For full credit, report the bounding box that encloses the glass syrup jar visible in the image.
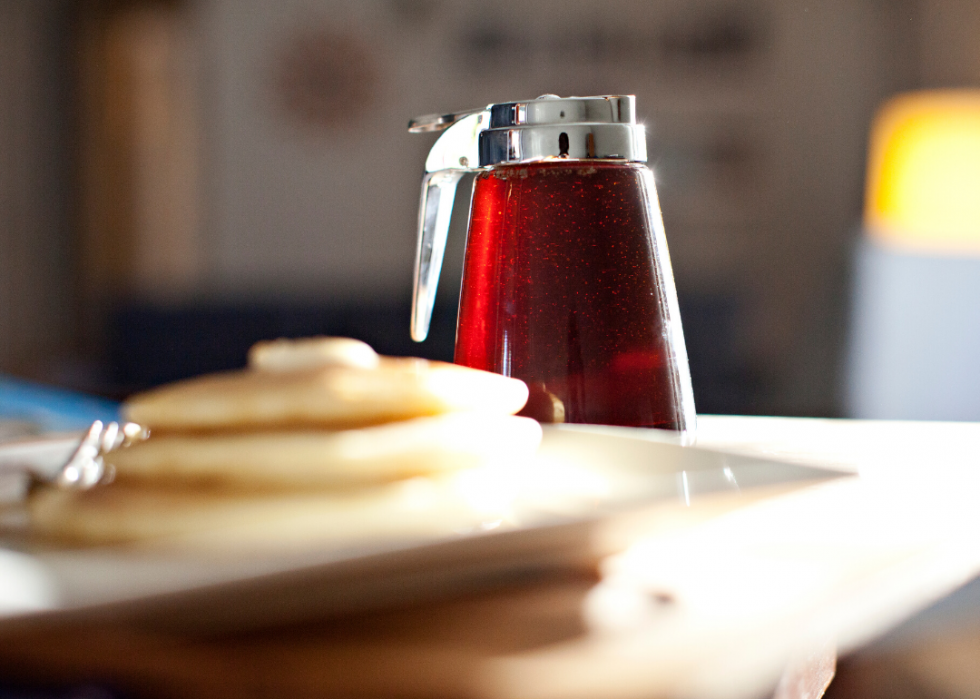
[409,95,695,437]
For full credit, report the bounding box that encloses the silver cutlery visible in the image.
[0,420,147,503]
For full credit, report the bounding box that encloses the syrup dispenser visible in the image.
[409,95,695,435]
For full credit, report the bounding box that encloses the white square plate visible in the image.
[0,425,845,632]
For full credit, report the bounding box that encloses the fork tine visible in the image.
[54,421,103,488]
[99,421,120,454]
[121,422,148,447]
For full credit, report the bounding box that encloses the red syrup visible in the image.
[454,161,692,429]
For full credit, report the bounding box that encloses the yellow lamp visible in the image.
[848,89,980,421]
[865,90,980,255]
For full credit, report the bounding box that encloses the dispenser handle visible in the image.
[411,169,465,342]
[409,109,487,342]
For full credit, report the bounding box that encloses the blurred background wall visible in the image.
[1,0,979,416]
[0,1,74,386]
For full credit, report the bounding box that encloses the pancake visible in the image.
[105,414,542,490]
[28,470,518,551]
[123,358,529,433]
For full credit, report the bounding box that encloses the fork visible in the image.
[52,420,147,489]
[0,420,147,502]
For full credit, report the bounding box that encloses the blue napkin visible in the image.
[0,375,119,434]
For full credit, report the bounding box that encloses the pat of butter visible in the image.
[249,337,380,372]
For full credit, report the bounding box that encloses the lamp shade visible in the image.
[865,90,980,255]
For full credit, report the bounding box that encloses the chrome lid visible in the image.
[410,95,646,170]
[481,95,644,165]
[487,94,636,128]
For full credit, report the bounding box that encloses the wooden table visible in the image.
[2,416,979,699]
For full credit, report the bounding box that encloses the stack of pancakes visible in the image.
[29,338,540,551]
